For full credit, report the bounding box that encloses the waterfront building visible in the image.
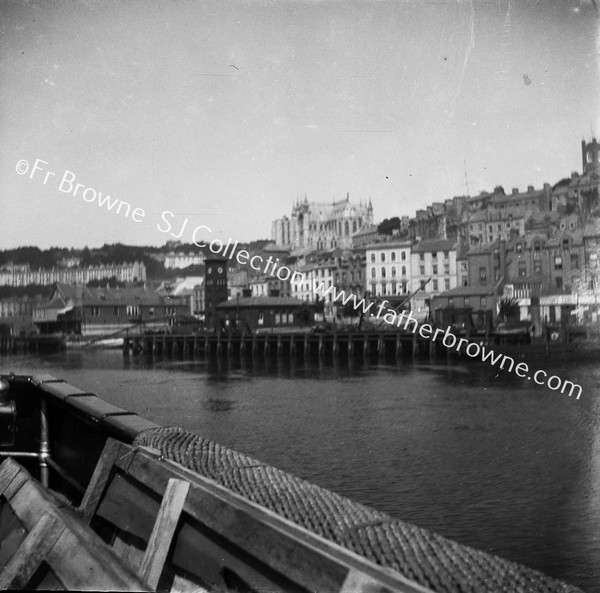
[504,230,585,297]
[204,257,228,330]
[410,239,459,320]
[33,283,188,336]
[272,194,373,250]
[365,241,412,298]
[216,296,317,331]
[466,240,506,291]
[431,285,498,329]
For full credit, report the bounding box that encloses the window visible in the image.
[444,264,450,275]
[391,252,396,262]
[518,262,527,277]
[480,296,486,308]
[91,306,100,317]
[274,313,281,325]
[571,253,579,269]
[381,252,385,262]
[401,251,406,261]
[534,260,542,274]
[479,267,487,283]
[391,266,396,277]
[444,279,450,290]
[591,253,598,267]
[556,277,563,290]
[381,267,386,278]
[562,239,569,250]
[460,262,467,272]
[370,253,375,262]
[554,254,562,270]
[113,307,119,316]
[432,279,438,291]
[432,264,438,275]
[448,297,454,307]
[516,243,523,254]
[258,313,264,326]
[401,266,407,277]
[419,253,424,262]
[419,266,425,275]
[432,252,437,260]
[148,307,155,317]
[464,297,470,307]
[371,267,376,279]
[444,251,449,260]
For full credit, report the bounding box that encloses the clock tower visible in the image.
[204,256,228,329]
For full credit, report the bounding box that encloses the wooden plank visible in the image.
[0,459,21,497]
[138,478,190,590]
[78,438,122,522]
[2,469,29,503]
[0,512,65,590]
[115,447,432,593]
[6,471,150,591]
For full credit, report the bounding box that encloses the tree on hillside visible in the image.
[377,217,401,236]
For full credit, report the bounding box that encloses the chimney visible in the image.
[512,188,519,195]
[527,185,534,193]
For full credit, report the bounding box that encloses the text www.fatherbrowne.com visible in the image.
[313,282,583,400]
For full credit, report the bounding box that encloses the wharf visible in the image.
[122,329,492,361]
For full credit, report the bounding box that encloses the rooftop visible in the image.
[217,296,311,309]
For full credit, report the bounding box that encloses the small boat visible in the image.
[0,375,583,592]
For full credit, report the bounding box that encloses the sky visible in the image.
[0,0,598,249]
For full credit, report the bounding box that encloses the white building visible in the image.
[365,241,412,297]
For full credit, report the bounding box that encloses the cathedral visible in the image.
[271,193,373,250]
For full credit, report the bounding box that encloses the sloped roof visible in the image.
[412,239,457,253]
[216,296,310,309]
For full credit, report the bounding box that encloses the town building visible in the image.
[431,285,498,329]
[466,240,506,291]
[249,275,292,298]
[0,262,146,287]
[272,194,373,250]
[216,296,317,332]
[410,239,460,320]
[583,219,600,292]
[504,231,585,297]
[365,241,412,298]
[33,284,188,336]
[204,257,228,330]
[151,250,205,269]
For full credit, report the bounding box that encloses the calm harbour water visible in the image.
[1,349,599,592]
